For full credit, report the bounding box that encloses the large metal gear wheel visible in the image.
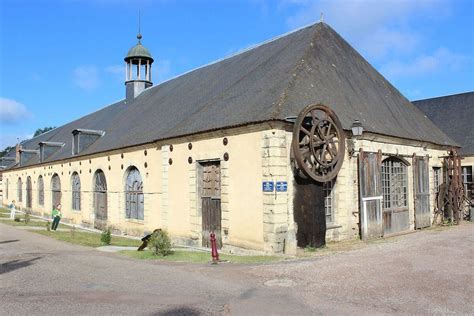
[292,104,346,182]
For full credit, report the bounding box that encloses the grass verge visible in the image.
[33,230,141,248]
[119,249,280,264]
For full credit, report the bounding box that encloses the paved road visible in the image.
[1,223,472,315]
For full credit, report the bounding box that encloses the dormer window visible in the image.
[72,129,105,155]
[19,149,40,167]
[39,141,64,162]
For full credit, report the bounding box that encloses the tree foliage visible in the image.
[0,146,14,158]
[33,126,55,137]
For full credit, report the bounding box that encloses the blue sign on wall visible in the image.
[262,181,274,192]
[276,181,288,192]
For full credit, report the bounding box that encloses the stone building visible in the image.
[413,92,473,206]
[1,22,458,254]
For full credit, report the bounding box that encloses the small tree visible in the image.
[24,210,31,225]
[100,228,112,245]
[149,230,172,256]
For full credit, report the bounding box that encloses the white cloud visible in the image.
[381,47,468,78]
[283,0,448,60]
[0,132,33,150]
[73,65,100,90]
[0,97,33,125]
[105,65,123,75]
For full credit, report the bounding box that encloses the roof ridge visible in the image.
[140,22,324,95]
[412,91,474,103]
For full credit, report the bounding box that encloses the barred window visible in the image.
[125,167,144,220]
[51,174,61,208]
[461,166,473,200]
[38,176,44,206]
[26,176,32,208]
[324,180,335,223]
[17,177,22,202]
[433,167,442,193]
[71,172,81,211]
[382,158,408,209]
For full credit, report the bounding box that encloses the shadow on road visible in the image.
[0,239,20,244]
[0,257,42,275]
[154,307,202,316]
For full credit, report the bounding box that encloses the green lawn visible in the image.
[33,230,141,248]
[119,249,280,264]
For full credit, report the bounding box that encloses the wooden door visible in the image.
[359,150,383,239]
[414,155,431,228]
[201,162,222,248]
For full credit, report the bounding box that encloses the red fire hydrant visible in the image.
[210,231,219,264]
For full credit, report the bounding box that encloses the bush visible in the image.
[24,211,31,225]
[149,230,172,256]
[46,220,51,232]
[14,217,20,222]
[100,228,112,245]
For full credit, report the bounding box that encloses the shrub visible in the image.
[46,220,51,232]
[149,230,172,256]
[101,228,112,245]
[14,217,21,222]
[24,211,31,225]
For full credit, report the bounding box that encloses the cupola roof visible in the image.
[125,33,153,62]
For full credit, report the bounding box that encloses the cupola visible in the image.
[124,32,154,100]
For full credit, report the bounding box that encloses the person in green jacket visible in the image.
[51,204,62,231]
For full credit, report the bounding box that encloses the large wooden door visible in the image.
[201,162,222,249]
[414,155,431,228]
[93,170,108,229]
[359,150,383,240]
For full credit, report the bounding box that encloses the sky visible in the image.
[0,0,473,149]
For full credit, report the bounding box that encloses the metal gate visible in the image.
[26,176,32,209]
[414,155,431,228]
[359,150,383,239]
[200,162,222,248]
[93,170,108,229]
[51,174,61,208]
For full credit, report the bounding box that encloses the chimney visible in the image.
[15,143,22,164]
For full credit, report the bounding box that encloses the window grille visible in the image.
[323,180,335,223]
[125,167,144,220]
[26,176,32,208]
[382,158,408,209]
[461,166,473,200]
[38,176,44,206]
[51,174,61,207]
[17,177,22,202]
[71,172,81,211]
[433,167,441,193]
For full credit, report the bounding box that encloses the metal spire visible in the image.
[137,10,142,42]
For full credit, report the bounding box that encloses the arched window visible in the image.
[125,167,144,220]
[5,178,8,200]
[93,170,108,223]
[38,176,44,206]
[17,177,22,202]
[51,174,61,208]
[26,176,32,208]
[71,172,81,211]
[382,157,408,210]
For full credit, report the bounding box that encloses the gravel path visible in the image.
[1,222,472,315]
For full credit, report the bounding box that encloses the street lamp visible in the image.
[351,119,364,137]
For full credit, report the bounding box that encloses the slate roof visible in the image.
[413,92,474,155]
[5,22,457,169]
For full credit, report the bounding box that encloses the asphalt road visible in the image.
[1,223,473,315]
